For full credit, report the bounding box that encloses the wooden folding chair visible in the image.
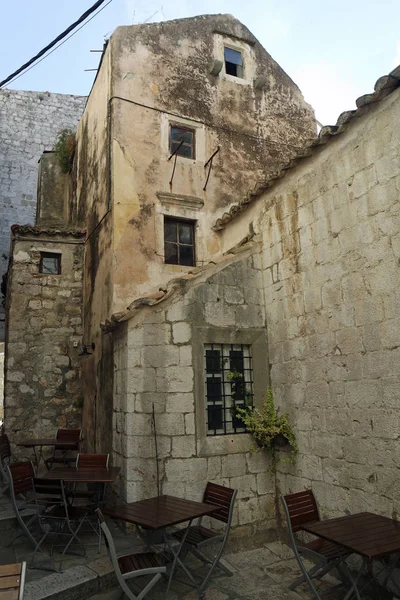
[0,562,27,599]
[96,509,166,600]
[7,462,38,548]
[44,429,81,470]
[173,482,237,594]
[281,490,357,600]
[0,432,12,493]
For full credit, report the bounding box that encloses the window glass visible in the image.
[224,47,244,78]
[170,126,195,159]
[40,252,61,274]
[164,218,195,266]
[205,344,253,435]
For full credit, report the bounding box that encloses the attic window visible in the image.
[169,126,195,159]
[224,47,243,78]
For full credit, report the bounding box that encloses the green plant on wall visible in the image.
[233,386,297,464]
[53,128,76,173]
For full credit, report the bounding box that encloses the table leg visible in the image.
[163,518,200,599]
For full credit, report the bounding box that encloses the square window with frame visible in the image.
[164,217,195,266]
[169,125,195,159]
[39,252,61,275]
[205,343,253,435]
[224,47,244,78]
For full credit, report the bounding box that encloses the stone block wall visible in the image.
[4,230,85,451]
[252,88,400,518]
[113,251,277,536]
[0,89,86,341]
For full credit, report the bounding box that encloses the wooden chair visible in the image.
[0,432,12,493]
[173,482,237,594]
[96,509,166,600]
[76,453,109,468]
[281,490,355,600]
[31,478,87,571]
[45,429,81,470]
[0,562,27,600]
[7,462,38,548]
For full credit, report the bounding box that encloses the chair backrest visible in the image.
[32,478,68,516]
[0,562,26,600]
[76,453,109,468]
[203,482,237,525]
[0,433,11,462]
[281,490,320,535]
[8,462,35,496]
[56,429,81,448]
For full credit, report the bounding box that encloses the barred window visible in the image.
[205,343,253,435]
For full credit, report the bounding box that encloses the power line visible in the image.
[0,0,112,89]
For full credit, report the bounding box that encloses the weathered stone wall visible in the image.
[4,229,84,451]
[113,250,277,536]
[219,86,400,519]
[0,89,86,341]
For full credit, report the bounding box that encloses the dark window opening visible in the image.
[205,344,253,436]
[169,126,195,159]
[224,47,243,78]
[164,218,195,266]
[39,252,61,275]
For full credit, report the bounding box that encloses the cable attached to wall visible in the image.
[152,403,161,497]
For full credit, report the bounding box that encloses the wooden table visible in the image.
[104,495,220,598]
[17,438,77,471]
[0,562,26,600]
[43,466,120,483]
[303,512,400,598]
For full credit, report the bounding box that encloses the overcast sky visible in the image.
[1,0,399,125]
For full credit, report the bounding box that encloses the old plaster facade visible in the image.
[9,16,400,535]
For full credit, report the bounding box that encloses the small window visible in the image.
[164,218,195,266]
[169,126,195,159]
[39,252,61,274]
[205,343,253,435]
[224,47,243,78]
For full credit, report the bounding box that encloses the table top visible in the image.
[302,512,400,560]
[103,495,220,530]
[17,438,77,448]
[43,466,120,483]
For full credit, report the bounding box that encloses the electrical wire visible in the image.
[0,0,112,89]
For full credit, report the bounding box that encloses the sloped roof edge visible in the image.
[213,68,400,232]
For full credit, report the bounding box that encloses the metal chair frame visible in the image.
[0,432,12,493]
[31,477,87,571]
[281,490,360,600]
[96,509,166,600]
[44,429,81,470]
[6,462,38,548]
[173,482,237,595]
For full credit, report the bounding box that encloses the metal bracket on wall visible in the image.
[203,146,220,191]
[168,140,184,190]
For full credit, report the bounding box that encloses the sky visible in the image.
[0,0,400,125]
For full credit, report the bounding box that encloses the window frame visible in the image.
[205,343,254,436]
[163,216,196,267]
[39,252,61,275]
[224,46,244,79]
[193,326,269,457]
[169,124,196,160]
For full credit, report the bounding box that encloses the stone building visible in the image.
[6,12,373,536]
[0,89,86,342]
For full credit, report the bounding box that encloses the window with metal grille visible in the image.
[169,126,195,159]
[164,217,195,266]
[39,252,61,274]
[224,47,243,78]
[205,343,253,435]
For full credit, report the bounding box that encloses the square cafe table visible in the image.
[103,495,221,599]
[302,511,400,598]
[43,466,121,483]
[17,438,78,471]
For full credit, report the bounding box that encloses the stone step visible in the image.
[24,557,116,600]
[0,507,36,532]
